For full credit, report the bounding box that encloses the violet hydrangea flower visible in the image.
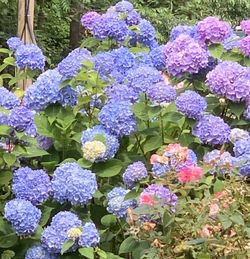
[115,0,134,12]
[125,10,141,25]
[229,128,249,144]
[170,25,197,41]
[149,45,166,71]
[233,138,250,157]
[241,20,250,36]
[238,36,250,57]
[81,11,101,30]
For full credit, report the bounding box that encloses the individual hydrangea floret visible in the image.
[125,10,141,25]
[146,82,176,104]
[25,245,58,259]
[81,11,101,30]
[7,37,23,51]
[176,90,207,120]
[0,87,20,110]
[192,114,230,145]
[15,44,45,70]
[41,211,82,254]
[51,162,97,205]
[164,34,208,77]
[57,48,91,79]
[23,69,62,111]
[233,138,250,157]
[229,128,250,144]
[196,16,232,44]
[8,106,35,132]
[238,36,250,57]
[115,0,134,12]
[107,187,137,218]
[123,161,148,188]
[135,52,154,67]
[4,199,41,236]
[149,45,166,71]
[206,61,250,102]
[170,25,197,41]
[98,101,136,137]
[241,20,250,36]
[36,135,53,150]
[12,167,51,205]
[78,223,100,247]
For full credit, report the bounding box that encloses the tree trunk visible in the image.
[69,0,81,50]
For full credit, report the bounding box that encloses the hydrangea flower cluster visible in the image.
[170,25,197,41]
[0,87,20,110]
[238,36,250,57]
[136,19,156,46]
[4,199,41,236]
[164,34,208,77]
[233,138,250,157]
[78,223,100,248]
[25,245,58,259]
[176,90,207,120]
[177,165,203,183]
[12,167,51,205]
[223,34,240,51]
[81,11,101,30]
[229,128,249,144]
[123,161,148,188]
[51,162,97,205]
[192,115,230,145]
[149,45,166,71]
[206,61,250,102]
[241,20,250,36]
[36,135,54,150]
[107,187,137,218]
[125,10,141,26]
[236,154,250,176]
[94,51,114,79]
[81,125,119,162]
[115,0,133,12]
[98,101,136,137]
[7,36,23,51]
[15,44,45,70]
[196,16,232,44]
[146,82,176,104]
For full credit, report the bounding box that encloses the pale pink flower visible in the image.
[200,225,212,237]
[177,165,203,183]
[209,203,220,218]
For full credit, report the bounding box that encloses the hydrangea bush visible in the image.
[0,1,250,258]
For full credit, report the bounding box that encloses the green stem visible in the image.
[135,134,147,161]
[160,110,164,144]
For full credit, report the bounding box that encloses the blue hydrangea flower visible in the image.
[25,245,58,259]
[7,37,23,51]
[51,162,97,205]
[176,90,207,120]
[137,19,156,46]
[58,86,78,107]
[41,211,82,254]
[0,113,9,125]
[92,16,110,40]
[125,10,141,26]
[126,66,162,93]
[12,167,51,205]
[229,128,249,144]
[81,11,101,30]
[123,161,148,188]
[233,138,250,157]
[149,45,166,71]
[8,106,35,131]
[4,199,41,236]
[15,44,45,70]
[152,163,171,178]
[192,114,230,145]
[223,34,240,51]
[170,25,197,41]
[107,187,137,218]
[115,1,134,12]
[105,83,139,103]
[193,56,218,79]
[0,87,20,109]
[24,69,62,111]
[57,48,91,79]
[36,136,53,150]
[25,122,37,137]
[106,17,129,42]
[78,223,100,247]
[94,51,114,79]
[206,61,250,102]
[237,154,250,176]
[146,82,176,104]
[98,101,136,137]
[164,34,208,77]
[135,52,154,67]
[81,125,120,162]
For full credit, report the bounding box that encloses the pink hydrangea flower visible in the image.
[177,165,203,183]
[209,203,220,218]
[139,194,155,206]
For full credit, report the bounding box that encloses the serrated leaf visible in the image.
[61,240,75,255]
[0,171,12,186]
[230,102,245,119]
[78,247,94,259]
[230,212,244,226]
[3,153,16,167]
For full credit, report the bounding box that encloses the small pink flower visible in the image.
[139,194,155,206]
[209,203,220,218]
[177,165,203,183]
[150,154,161,164]
[200,225,212,237]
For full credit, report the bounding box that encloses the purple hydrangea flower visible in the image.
[164,34,208,77]
[0,113,9,125]
[78,223,100,247]
[229,128,249,144]
[25,245,58,259]
[149,45,166,71]
[36,136,53,150]
[238,36,250,57]
[193,56,218,79]
[98,101,136,137]
[125,10,141,25]
[7,37,23,51]
[241,20,250,36]
[233,138,250,157]
[0,87,20,110]
[107,187,137,218]
[41,211,82,254]
[192,114,230,145]
[12,167,51,205]
[176,90,207,120]
[223,34,240,51]
[15,44,45,70]
[196,16,232,44]
[244,104,250,121]
[115,1,134,12]
[81,11,101,30]
[123,161,148,188]
[4,199,41,236]
[170,25,197,41]
[146,82,176,104]
[81,125,120,162]
[206,61,250,102]
[51,162,97,205]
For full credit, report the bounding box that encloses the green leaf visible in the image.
[0,171,12,186]
[101,215,117,227]
[93,134,106,145]
[40,206,53,227]
[243,57,250,66]
[132,102,148,121]
[229,102,245,119]
[105,253,123,259]
[218,214,232,230]
[213,179,225,192]
[96,248,107,259]
[0,48,11,54]
[119,237,138,254]
[78,247,94,259]
[3,153,16,167]
[142,135,162,153]
[208,43,224,59]
[0,125,11,136]
[23,147,49,158]
[0,233,18,248]
[61,240,75,255]
[230,212,244,226]
[187,238,206,245]
[77,158,92,168]
[94,159,123,177]
[221,51,243,62]
[3,57,15,66]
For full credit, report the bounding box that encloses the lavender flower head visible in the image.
[7,37,23,51]
[196,16,232,44]
[51,162,97,205]
[0,87,20,110]
[123,161,148,188]
[176,90,207,120]
[170,25,197,41]
[15,44,45,70]
[233,138,250,157]
[241,20,250,36]
[25,245,58,259]
[244,104,250,121]
[58,86,78,107]
[229,128,250,144]
[238,36,250,57]
[164,34,208,77]
[81,11,101,30]
[78,223,100,248]
[115,1,134,12]
[223,34,240,51]
[192,114,230,145]
[4,199,41,236]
